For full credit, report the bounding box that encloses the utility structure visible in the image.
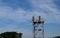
[32,16,44,38]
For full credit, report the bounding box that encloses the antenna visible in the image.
[32,16,37,25]
[32,16,44,38]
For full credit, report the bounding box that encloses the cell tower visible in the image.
[32,16,44,38]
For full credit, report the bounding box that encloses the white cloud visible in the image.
[0,6,46,23]
[0,0,60,38]
[30,0,60,24]
[0,6,33,38]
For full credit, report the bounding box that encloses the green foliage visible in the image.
[18,33,22,38]
[0,32,22,38]
[0,36,3,38]
[53,36,60,38]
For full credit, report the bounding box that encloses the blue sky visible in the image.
[0,0,60,38]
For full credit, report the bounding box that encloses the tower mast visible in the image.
[32,16,44,38]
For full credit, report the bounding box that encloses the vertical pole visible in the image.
[33,24,36,38]
[33,24,35,38]
[43,24,44,38]
[41,24,44,38]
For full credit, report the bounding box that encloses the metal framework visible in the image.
[32,16,44,38]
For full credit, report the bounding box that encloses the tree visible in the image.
[53,36,60,38]
[18,33,22,38]
[0,36,3,38]
[0,32,22,38]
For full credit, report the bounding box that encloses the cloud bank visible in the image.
[0,0,60,38]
